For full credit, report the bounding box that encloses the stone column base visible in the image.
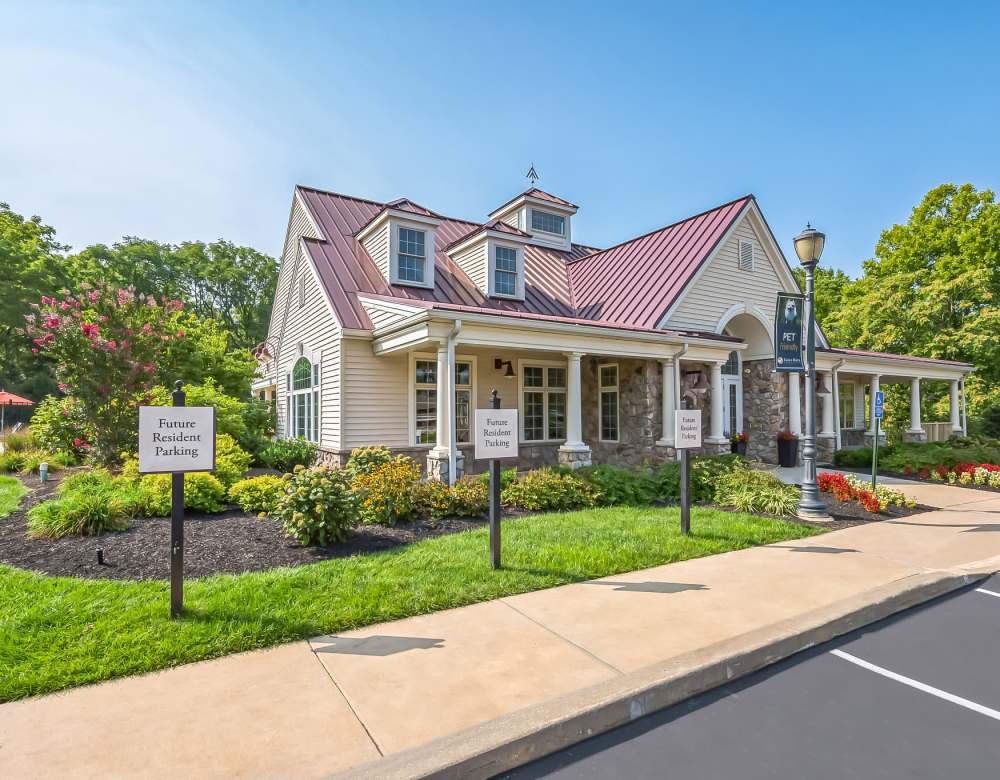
[816,434,836,465]
[654,441,678,460]
[703,442,731,456]
[426,450,465,483]
[902,429,927,443]
[863,432,887,449]
[557,446,592,469]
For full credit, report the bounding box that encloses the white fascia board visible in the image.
[447,229,532,258]
[488,195,577,221]
[297,238,344,329]
[827,354,972,381]
[355,208,442,245]
[294,188,325,241]
[357,294,427,318]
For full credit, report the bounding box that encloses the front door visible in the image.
[721,351,742,437]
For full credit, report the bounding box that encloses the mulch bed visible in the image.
[0,470,487,581]
[0,470,932,582]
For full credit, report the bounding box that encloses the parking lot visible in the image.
[502,575,1000,779]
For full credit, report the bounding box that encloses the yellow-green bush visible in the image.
[413,476,489,521]
[213,433,252,489]
[273,466,358,545]
[228,474,286,514]
[139,472,228,515]
[501,468,601,511]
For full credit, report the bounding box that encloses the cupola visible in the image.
[488,188,577,251]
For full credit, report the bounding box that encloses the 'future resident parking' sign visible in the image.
[474,408,519,460]
[138,406,217,473]
[674,409,702,449]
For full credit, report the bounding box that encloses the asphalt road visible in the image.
[501,575,1000,780]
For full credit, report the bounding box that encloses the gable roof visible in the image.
[291,186,751,335]
[567,196,752,329]
[490,187,579,217]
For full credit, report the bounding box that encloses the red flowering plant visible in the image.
[20,284,187,463]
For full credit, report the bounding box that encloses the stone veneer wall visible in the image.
[581,357,678,465]
[741,359,787,464]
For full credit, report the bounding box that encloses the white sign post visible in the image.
[475,392,518,569]
[674,409,702,535]
[138,382,216,618]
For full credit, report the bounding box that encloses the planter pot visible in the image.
[777,437,799,467]
[731,441,748,456]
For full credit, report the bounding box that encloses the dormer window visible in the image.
[530,210,565,236]
[356,203,440,289]
[398,227,426,284]
[494,246,518,296]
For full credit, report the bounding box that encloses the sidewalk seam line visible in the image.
[499,599,624,676]
[309,644,385,758]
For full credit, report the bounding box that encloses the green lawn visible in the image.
[0,506,821,701]
[0,476,27,519]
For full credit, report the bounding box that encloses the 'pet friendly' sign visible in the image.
[474,408,519,460]
[138,406,216,473]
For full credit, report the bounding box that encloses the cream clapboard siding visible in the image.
[266,193,342,450]
[273,244,343,449]
[341,338,410,448]
[664,216,787,333]
[364,304,410,330]
[361,222,390,280]
[450,241,488,293]
[499,207,522,230]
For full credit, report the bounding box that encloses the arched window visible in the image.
[286,356,320,443]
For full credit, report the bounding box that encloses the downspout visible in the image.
[961,375,968,436]
[831,359,845,451]
[447,320,462,486]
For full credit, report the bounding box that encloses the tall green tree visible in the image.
[0,203,69,397]
[792,265,852,336]
[825,183,1000,420]
[67,238,277,349]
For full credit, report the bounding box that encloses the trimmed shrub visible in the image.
[28,395,93,457]
[273,466,358,545]
[713,467,799,516]
[478,466,519,491]
[352,457,421,526]
[213,433,252,489]
[834,448,874,468]
[260,438,317,473]
[575,464,656,506]
[413,476,489,520]
[501,468,601,511]
[228,475,286,514]
[140,472,228,514]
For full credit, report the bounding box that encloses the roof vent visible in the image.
[738,239,754,272]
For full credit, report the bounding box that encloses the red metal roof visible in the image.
[294,186,751,337]
[490,187,579,216]
[567,196,752,329]
[0,391,34,406]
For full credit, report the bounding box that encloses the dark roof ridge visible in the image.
[566,194,754,265]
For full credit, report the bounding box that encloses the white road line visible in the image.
[830,649,1000,722]
[975,588,1000,599]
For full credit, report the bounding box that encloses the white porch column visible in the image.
[961,377,968,435]
[950,379,962,433]
[853,383,865,428]
[868,375,881,435]
[788,372,802,436]
[707,361,726,444]
[820,371,835,436]
[908,377,923,433]
[427,342,453,481]
[656,358,676,447]
[558,352,591,468]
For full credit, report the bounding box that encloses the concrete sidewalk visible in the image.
[3,483,1000,779]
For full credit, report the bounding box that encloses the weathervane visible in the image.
[526,164,539,186]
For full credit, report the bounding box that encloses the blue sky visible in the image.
[2,1,998,276]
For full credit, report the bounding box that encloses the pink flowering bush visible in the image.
[20,284,187,463]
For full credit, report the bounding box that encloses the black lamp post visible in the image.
[793,225,832,521]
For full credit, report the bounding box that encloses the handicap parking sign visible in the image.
[874,390,885,419]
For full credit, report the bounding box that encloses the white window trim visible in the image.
[597,362,620,443]
[517,358,568,444]
[390,219,436,289]
[407,352,477,448]
[487,239,525,300]
[530,208,567,236]
[839,381,861,429]
[286,355,320,444]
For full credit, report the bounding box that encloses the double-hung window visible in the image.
[522,365,566,442]
[494,245,518,297]
[398,227,426,284]
[287,356,320,443]
[412,357,474,445]
[530,210,565,236]
[839,383,855,428]
[599,364,619,442]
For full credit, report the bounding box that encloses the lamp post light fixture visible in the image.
[793,224,833,522]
